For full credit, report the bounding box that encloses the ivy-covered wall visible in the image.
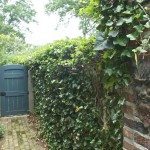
[11,38,124,149]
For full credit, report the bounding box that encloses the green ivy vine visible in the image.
[95,0,149,53]
[95,1,150,89]
[92,0,149,136]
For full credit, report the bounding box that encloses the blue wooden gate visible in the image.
[0,65,29,116]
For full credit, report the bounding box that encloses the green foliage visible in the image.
[0,34,35,65]
[0,23,23,38]
[7,1,149,150]
[95,0,150,54]
[12,38,123,149]
[0,34,32,54]
[79,0,149,46]
[0,124,5,138]
[0,0,36,38]
[0,0,36,65]
[45,0,99,36]
[93,0,150,98]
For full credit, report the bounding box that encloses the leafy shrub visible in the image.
[7,0,149,149]
[10,37,124,149]
[0,124,5,138]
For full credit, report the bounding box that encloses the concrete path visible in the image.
[0,115,47,150]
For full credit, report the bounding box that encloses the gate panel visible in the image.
[0,65,28,116]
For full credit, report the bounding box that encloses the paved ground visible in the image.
[0,115,47,150]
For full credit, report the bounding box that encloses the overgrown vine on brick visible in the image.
[93,0,150,134]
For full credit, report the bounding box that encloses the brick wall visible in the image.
[123,54,150,150]
[123,91,150,150]
[122,2,150,149]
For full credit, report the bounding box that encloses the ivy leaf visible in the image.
[123,10,132,15]
[95,39,113,50]
[134,25,144,33]
[140,49,147,53]
[103,50,116,59]
[137,0,144,3]
[104,77,116,90]
[94,32,113,50]
[116,17,132,26]
[126,33,137,40]
[144,21,150,28]
[95,32,104,41]
[124,17,133,24]
[108,30,119,37]
[132,47,147,53]
[106,21,113,26]
[143,14,149,19]
[116,18,124,26]
[113,37,128,46]
[121,50,131,57]
[105,68,113,76]
[116,5,123,13]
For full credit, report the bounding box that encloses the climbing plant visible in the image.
[10,38,123,149]
[92,0,150,145]
[95,0,149,53]
[93,0,150,123]
[9,0,149,149]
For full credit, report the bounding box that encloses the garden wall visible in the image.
[123,55,150,150]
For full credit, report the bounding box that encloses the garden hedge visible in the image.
[11,38,123,149]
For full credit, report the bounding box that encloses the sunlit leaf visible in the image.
[108,30,119,37]
[126,34,137,40]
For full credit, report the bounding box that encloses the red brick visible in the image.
[134,132,150,149]
[123,140,139,150]
[124,87,135,101]
[124,117,148,134]
[137,103,150,128]
[124,140,134,150]
[127,94,136,102]
[123,128,134,140]
[123,105,133,115]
